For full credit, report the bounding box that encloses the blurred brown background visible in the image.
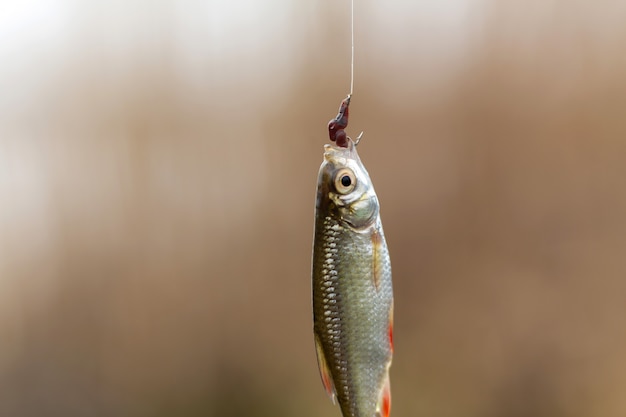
[1,1,626,416]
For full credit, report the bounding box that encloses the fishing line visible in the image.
[350,0,364,145]
[350,0,354,96]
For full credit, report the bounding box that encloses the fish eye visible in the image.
[334,168,356,194]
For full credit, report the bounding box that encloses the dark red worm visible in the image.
[328,95,351,148]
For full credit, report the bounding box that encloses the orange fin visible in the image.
[376,371,392,417]
[314,334,337,404]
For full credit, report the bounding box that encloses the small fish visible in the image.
[312,95,394,417]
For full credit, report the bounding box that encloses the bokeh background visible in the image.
[2,1,626,416]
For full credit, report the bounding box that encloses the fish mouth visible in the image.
[323,140,357,161]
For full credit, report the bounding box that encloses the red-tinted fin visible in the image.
[371,229,383,291]
[376,371,392,417]
[388,300,394,353]
[314,334,337,404]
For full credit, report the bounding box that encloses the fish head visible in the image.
[316,140,379,230]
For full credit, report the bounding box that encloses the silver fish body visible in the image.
[312,139,393,417]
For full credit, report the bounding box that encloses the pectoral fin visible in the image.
[371,229,383,291]
[375,371,391,417]
[314,334,337,404]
